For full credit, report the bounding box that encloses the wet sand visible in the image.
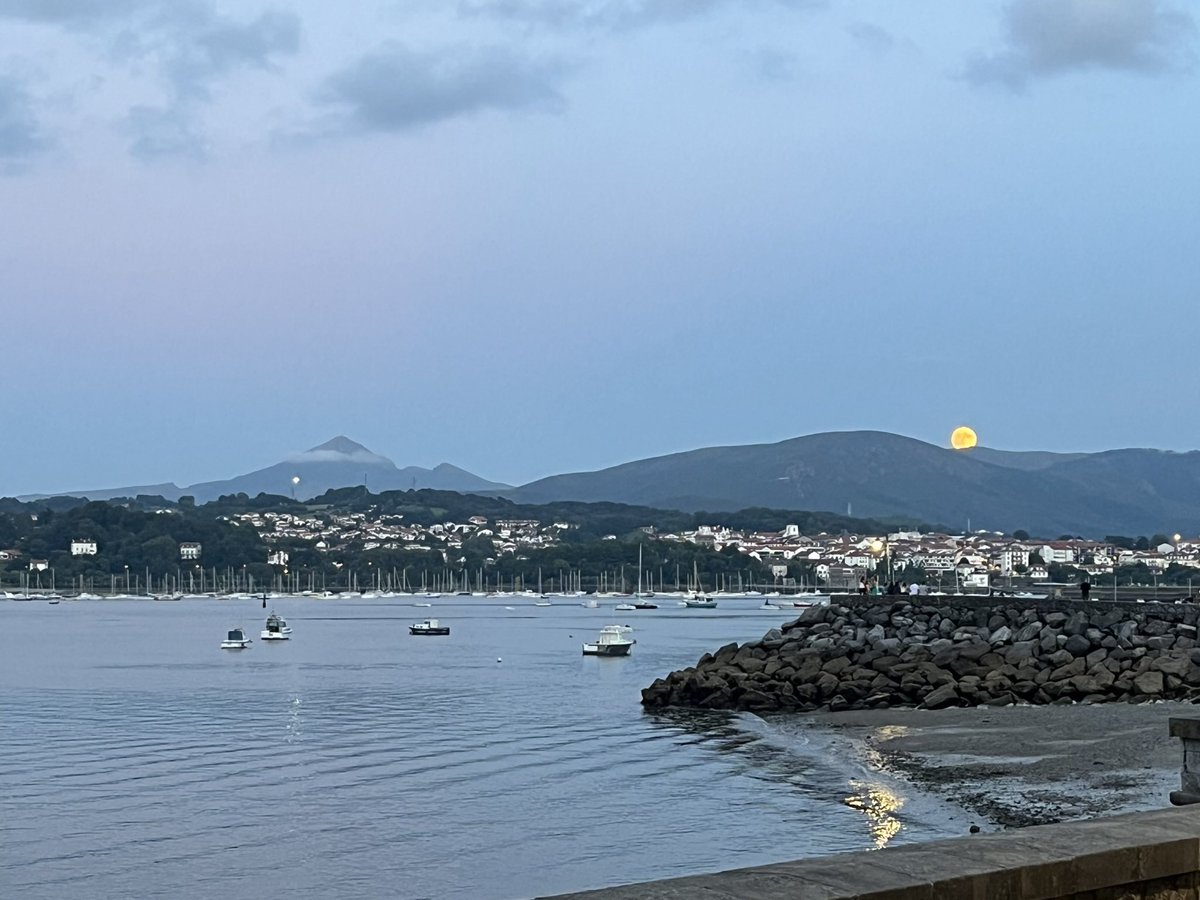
[807,702,1189,828]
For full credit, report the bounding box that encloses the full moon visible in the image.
[950,426,978,450]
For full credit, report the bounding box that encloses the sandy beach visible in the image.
[807,701,1189,828]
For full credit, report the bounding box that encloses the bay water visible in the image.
[0,597,964,898]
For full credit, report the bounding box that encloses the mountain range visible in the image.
[17,431,1200,538]
[19,437,511,504]
[510,431,1200,538]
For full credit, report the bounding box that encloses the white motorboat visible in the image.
[261,612,292,641]
[783,593,831,608]
[682,562,716,607]
[614,601,636,611]
[220,628,252,650]
[410,618,450,636]
[581,598,599,608]
[534,597,552,607]
[582,624,635,657]
[48,597,61,605]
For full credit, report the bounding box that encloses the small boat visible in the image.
[582,624,635,657]
[48,597,61,605]
[413,601,433,608]
[220,628,252,650]
[682,563,716,608]
[632,599,657,609]
[534,597,552,607]
[581,598,599,609]
[261,612,292,641]
[410,618,450,636]
[614,601,636,611]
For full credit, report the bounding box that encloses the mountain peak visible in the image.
[309,436,372,455]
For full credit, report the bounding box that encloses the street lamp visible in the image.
[291,475,301,500]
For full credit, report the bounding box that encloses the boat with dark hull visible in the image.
[410,619,450,636]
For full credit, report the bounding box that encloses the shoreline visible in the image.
[802,702,1184,828]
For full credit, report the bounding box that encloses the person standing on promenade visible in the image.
[859,576,868,596]
[1080,580,1092,601]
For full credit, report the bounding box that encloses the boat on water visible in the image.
[410,618,450,636]
[220,628,252,650]
[581,598,599,609]
[48,597,61,605]
[261,612,292,641]
[614,600,636,611]
[681,561,717,608]
[534,596,552,607]
[632,598,658,609]
[581,624,635,657]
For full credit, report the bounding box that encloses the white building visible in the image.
[267,550,289,566]
[70,540,98,556]
[179,542,202,560]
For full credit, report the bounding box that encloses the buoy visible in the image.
[497,657,502,663]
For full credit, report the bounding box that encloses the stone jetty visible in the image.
[641,597,1200,712]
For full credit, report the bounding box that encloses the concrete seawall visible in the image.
[544,806,1200,899]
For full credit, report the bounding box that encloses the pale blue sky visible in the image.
[2,0,1198,495]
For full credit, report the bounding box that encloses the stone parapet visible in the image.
[543,807,1200,899]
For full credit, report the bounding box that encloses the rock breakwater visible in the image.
[641,598,1200,712]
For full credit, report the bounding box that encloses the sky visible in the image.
[2,0,1198,495]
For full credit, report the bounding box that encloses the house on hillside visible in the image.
[179,542,202,560]
[70,540,98,556]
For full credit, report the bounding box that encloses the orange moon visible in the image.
[950,426,978,450]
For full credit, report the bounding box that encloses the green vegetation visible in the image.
[0,488,894,594]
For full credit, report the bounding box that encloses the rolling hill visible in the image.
[509,431,1199,538]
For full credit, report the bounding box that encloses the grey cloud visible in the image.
[750,46,798,81]
[0,0,157,27]
[120,7,300,158]
[0,1,300,159]
[0,76,46,169]
[316,44,570,134]
[848,22,895,56]
[458,0,818,32]
[155,7,301,102]
[966,0,1196,89]
[123,104,206,160]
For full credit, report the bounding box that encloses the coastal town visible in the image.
[4,498,1196,597]
[219,509,1196,588]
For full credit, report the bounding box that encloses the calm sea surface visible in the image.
[0,596,963,899]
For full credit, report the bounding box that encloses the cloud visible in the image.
[749,46,799,82]
[458,0,817,33]
[123,104,206,160]
[0,1,300,159]
[0,0,158,28]
[966,0,1196,89]
[120,5,300,156]
[0,76,46,169]
[848,22,896,56]
[314,44,570,135]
